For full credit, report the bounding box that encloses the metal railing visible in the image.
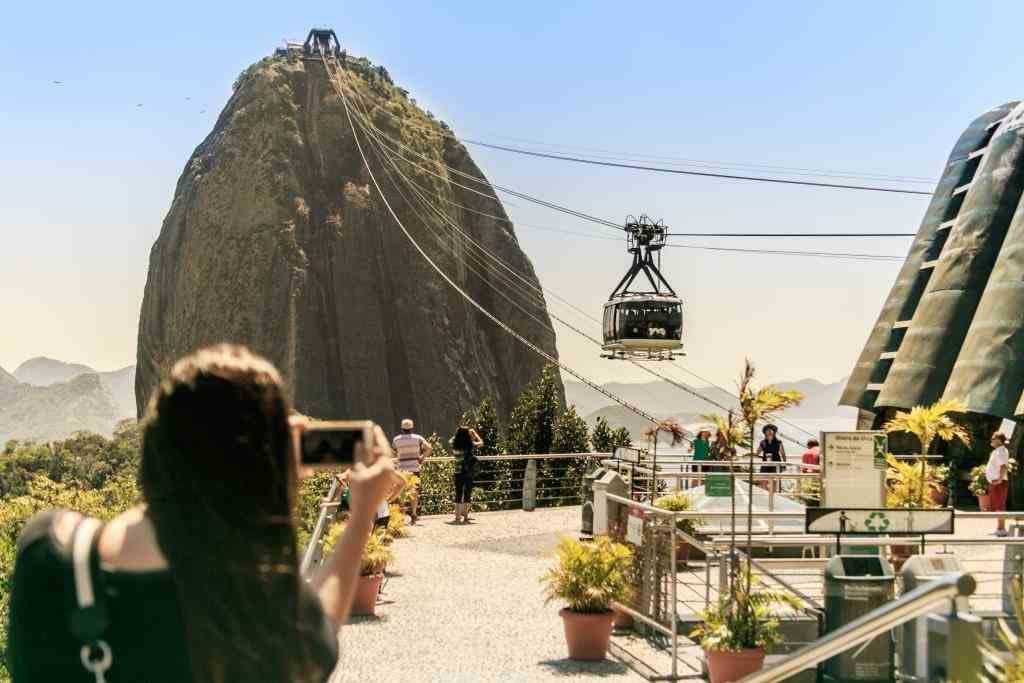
[416,452,608,515]
[738,572,977,682]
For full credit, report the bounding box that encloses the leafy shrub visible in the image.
[653,492,701,537]
[540,536,632,613]
[885,454,948,508]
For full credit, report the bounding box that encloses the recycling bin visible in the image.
[823,555,895,683]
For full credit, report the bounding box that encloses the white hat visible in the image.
[401,418,414,430]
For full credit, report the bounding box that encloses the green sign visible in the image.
[873,434,888,469]
[705,474,733,497]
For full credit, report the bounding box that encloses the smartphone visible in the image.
[300,420,375,468]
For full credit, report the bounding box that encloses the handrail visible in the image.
[423,451,608,463]
[737,572,976,683]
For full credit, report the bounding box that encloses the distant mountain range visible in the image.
[0,357,137,443]
[565,377,856,444]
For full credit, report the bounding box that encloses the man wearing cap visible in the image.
[393,419,432,523]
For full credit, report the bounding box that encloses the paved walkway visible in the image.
[329,507,650,682]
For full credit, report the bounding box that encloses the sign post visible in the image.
[626,506,645,546]
[807,507,954,555]
[705,473,734,498]
[821,431,887,509]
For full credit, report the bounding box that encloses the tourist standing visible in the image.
[801,439,820,473]
[691,428,712,487]
[451,426,484,524]
[392,419,432,524]
[756,424,786,492]
[987,431,1011,537]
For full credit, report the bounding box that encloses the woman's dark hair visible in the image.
[452,426,473,453]
[140,344,326,683]
[762,424,778,437]
[807,439,819,448]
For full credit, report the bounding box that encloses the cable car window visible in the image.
[615,302,682,340]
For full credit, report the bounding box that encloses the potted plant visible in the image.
[969,465,991,510]
[885,454,948,569]
[540,536,633,660]
[653,491,701,566]
[691,561,800,683]
[323,525,394,617]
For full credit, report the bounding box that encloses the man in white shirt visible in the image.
[986,431,1011,537]
[392,419,432,524]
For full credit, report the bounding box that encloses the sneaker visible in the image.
[996,529,1009,537]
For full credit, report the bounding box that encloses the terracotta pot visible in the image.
[612,605,634,630]
[978,493,992,511]
[930,484,949,507]
[351,574,384,617]
[705,647,765,683]
[674,539,692,567]
[559,608,614,660]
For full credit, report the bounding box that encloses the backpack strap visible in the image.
[69,517,113,681]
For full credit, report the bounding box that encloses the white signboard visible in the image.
[806,508,954,535]
[615,446,644,463]
[626,508,644,545]
[821,431,887,509]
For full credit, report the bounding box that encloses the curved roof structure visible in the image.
[842,100,1024,420]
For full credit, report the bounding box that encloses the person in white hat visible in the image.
[392,419,431,523]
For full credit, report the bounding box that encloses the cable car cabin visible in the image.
[602,295,683,360]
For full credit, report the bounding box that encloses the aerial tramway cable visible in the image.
[332,84,906,261]
[333,66,936,190]
[329,60,819,446]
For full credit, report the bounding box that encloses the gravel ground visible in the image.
[328,507,649,682]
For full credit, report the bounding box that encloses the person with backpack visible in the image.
[450,425,484,524]
[6,344,396,683]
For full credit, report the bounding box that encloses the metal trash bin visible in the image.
[823,555,895,683]
[900,554,978,682]
[580,468,604,537]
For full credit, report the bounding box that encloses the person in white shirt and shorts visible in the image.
[986,432,1012,536]
[392,419,432,524]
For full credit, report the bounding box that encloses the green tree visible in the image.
[883,399,971,506]
[548,406,593,506]
[505,365,563,456]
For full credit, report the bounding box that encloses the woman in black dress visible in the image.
[450,425,484,524]
[756,424,786,492]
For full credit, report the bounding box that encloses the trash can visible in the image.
[900,554,976,682]
[580,468,604,537]
[823,555,895,683]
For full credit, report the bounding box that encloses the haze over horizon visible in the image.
[4,3,1024,388]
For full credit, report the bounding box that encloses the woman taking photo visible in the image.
[8,344,396,683]
[450,425,484,524]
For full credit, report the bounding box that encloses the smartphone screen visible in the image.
[300,424,367,467]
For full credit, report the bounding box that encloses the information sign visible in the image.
[806,507,954,535]
[821,431,887,509]
[705,473,733,497]
[626,507,645,545]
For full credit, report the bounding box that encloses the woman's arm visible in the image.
[311,425,396,628]
[469,428,484,448]
[780,443,787,460]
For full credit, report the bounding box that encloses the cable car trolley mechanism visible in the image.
[601,215,683,360]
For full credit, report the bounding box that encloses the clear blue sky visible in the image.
[3,1,1024,389]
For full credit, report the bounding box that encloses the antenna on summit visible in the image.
[303,28,342,58]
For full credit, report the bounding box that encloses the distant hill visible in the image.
[0,358,138,442]
[0,373,121,443]
[14,357,96,386]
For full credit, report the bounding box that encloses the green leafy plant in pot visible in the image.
[324,525,394,617]
[653,491,702,567]
[540,536,632,660]
[969,465,991,511]
[691,561,801,683]
[884,453,949,569]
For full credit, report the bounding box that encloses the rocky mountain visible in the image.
[14,357,95,386]
[0,367,16,386]
[0,373,120,443]
[136,51,560,431]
